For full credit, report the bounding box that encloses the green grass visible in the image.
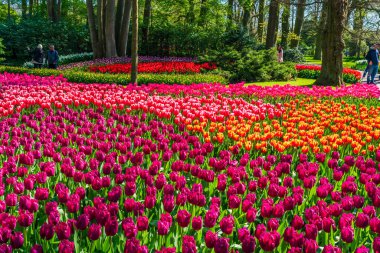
[303,56,357,68]
[245,78,315,87]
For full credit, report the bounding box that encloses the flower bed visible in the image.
[88,62,217,74]
[0,66,227,85]
[59,56,197,70]
[0,73,379,253]
[296,65,362,84]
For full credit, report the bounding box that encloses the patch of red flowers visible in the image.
[89,62,217,74]
[295,64,362,81]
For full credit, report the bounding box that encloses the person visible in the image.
[277,45,284,63]
[31,44,44,68]
[365,44,379,84]
[46,45,59,69]
[363,50,371,78]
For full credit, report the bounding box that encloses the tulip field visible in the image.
[0,72,380,253]
[88,62,217,74]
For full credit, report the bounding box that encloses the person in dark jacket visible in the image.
[366,44,379,84]
[32,44,44,68]
[46,45,59,69]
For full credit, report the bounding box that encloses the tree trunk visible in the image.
[117,0,132,56]
[314,0,327,60]
[142,0,152,54]
[265,0,279,49]
[131,0,139,84]
[97,0,105,57]
[198,0,207,26]
[29,0,34,17]
[7,0,10,20]
[242,2,251,32]
[47,0,57,21]
[227,0,233,22]
[115,0,125,50]
[353,7,364,58]
[105,0,117,57]
[281,0,290,49]
[290,0,306,48]
[22,0,27,18]
[47,0,52,20]
[57,0,61,21]
[257,0,265,42]
[315,0,348,86]
[86,0,102,58]
[187,0,195,23]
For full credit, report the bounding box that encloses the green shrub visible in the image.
[58,52,94,65]
[351,60,367,71]
[23,52,93,68]
[0,18,91,59]
[297,70,319,79]
[342,73,360,84]
[283,49,305,63]
[200,48,296,82]
[0,38,5,62]
[297,70,358,84]
[0,66,227,85]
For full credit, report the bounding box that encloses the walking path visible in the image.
[359,71,380,93]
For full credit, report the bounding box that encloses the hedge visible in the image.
[0,66,227,85]
[297,70,359,84]
[23,53,94,68]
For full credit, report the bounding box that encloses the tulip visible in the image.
[355,246,369,253]
[214,237,229,253]
[238,227,250,242]
[55,222,71,241]
[341,226,354,243]
[258,231,280,251]
[122,218,137,239]
[205,230,217,248]
[88,223,102,241]
[304,239,318,253]
[182,235,197,253]
[58,240,75,253]
[5,193,17,207]
[177,210,192,228]
[373,237,380,252]
[0,227,11,244]
[31,244,44,253]
[11,231,24,249]
[356,213,370,228]
[137,216,149,231]
[40,222,55,240]
[105,217,119,236]
[191,216,203,231]
[220,215,234,235]
[204,210,218,228]
[291,215,304,230]
[242,235,256,253]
